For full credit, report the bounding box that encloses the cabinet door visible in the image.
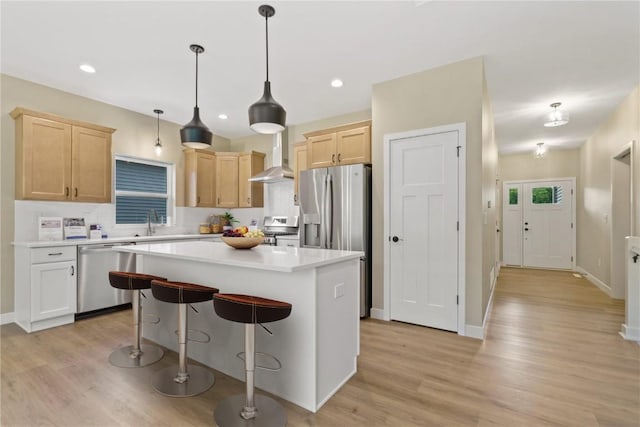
[71,126,112,202]
[307,133,337,169]
[216,154,239,208]
[19,116,72,200]
[238,153,265,208]
[293,143,308,205]
[31,260,77,321]
[336,125,371,165]
[196,153,216,207]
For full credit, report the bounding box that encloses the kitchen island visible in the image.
[115,241,363,412]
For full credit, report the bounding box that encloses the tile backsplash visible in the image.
[14,200,264,242]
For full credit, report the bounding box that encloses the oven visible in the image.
[261,216,299,246]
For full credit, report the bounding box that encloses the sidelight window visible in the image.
[114,155,174,225]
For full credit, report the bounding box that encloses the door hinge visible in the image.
[571,256,574,262]
[456,146,461,157]
[571,222,574,229]
[456,295,459,305]
[456,221,459,231]
[571,189,574,195]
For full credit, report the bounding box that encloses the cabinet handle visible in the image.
[65,187,69,197]
[247,197,250,204]
[197,196,200,204]
[70,266,75,276]
[74,188,78,197]
[294,194,297,203]
[332,154,335,164]
[48,252,63,256]
[217,197,220,205]
[338,153,341,163]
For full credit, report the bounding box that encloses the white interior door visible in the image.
[389,130,459,331]
[523,180,574,269]
[502,183,523,266]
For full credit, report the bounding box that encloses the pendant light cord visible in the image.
[195,50,199,107]
[265,13,269,82]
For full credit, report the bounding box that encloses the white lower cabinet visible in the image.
[15,246,77,332]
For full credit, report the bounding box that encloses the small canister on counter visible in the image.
[199,223,212,234]
[209,214,222,233]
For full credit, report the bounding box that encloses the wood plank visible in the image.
[2,267,638,425]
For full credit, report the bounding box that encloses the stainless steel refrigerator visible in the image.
[300,164,371,317]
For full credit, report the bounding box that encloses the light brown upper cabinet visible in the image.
[304,120,371,169]
[11,108,114,202]
[184,149,216,207]
[238,151,265,208]
[293,142,308,205]
[215,153,239,208]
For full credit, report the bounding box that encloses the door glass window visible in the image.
[509,188,518,205]
[531,186,563,204]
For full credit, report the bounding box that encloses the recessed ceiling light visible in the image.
[331,79,343,88]
[79,64,96,73]
[218,114,228,120]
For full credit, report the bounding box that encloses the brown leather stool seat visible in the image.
[149,279,219,398]
[213,293,291,427]
[109,271,165,290]
[151,280,218,304]
[213,294,292,324]
[107,271,167,368]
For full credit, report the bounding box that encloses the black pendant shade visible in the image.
[249,81,286,134]
[181,44,212,148]
[248,4,286,134]
[181,106,212,148]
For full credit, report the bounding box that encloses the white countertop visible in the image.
[116,241,363,272]
[12,233,220,248]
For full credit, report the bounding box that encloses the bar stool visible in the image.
[213,294,292,427]
[108,271,166,368]
[150,279,219,397]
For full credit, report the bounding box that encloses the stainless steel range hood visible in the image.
[249,131,293,183]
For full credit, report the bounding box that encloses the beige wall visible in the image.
[372,57,490,328]
[481,73,498,313]
[499,149,581,182]
[577,85,639,292]
[0,74,231,314]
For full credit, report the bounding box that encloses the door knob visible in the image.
[391,236,402,242]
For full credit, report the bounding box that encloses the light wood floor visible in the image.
[2,268,639,426]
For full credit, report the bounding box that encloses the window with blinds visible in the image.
[114,157,172,224]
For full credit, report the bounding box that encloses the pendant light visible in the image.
[180,44,212,148]
[248,4,286,134]
[154,109,163,156]
[534,142,547,159]
[544,102,569,127]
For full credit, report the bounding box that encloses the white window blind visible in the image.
[115,158,171,224]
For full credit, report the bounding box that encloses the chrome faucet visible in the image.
[146,209,160,236]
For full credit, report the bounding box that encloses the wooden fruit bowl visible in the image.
[221,236,264,249]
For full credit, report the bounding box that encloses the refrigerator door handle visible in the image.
[325,173,333,248]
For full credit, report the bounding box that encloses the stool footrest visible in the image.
[173,328,211,343]
[214,394,286,427]
[143,313,161,324]
[236,351,282,372]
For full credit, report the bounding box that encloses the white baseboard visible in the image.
[370,308,386,320]
[463,270,498,340]
[464,324,484,339]
[0,312,15,325]
[620,324,640,342]
[576,266,611,296]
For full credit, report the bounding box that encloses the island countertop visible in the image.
[117,240,363,272]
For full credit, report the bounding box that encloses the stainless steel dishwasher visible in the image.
[77,243,136,315]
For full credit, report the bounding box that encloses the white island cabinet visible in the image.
[115,241,362,413]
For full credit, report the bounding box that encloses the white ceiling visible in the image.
[1,1,638,153]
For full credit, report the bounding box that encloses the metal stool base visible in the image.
[214,394,286,427]
[109,344,164,368]
[152,364,214,397]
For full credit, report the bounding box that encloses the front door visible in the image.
[522,180,574,269]
[503,179,574,269]
[389,130,459,332]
